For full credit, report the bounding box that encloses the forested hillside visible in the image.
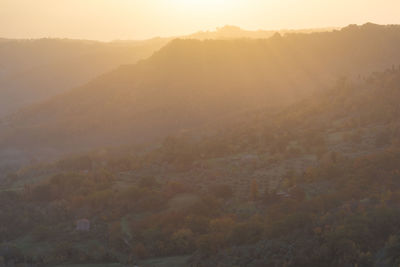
[0,25,333,118]
[2,23,400,159]
[2,0,399,266]
[1,67,400,266]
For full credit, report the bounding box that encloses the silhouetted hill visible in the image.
[186,25,338,40]
[1,23,400,159]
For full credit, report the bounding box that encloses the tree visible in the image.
[210,184,233,200]
[171,228,195,254]
[139,176,158,189]
[290,186,306,201]
[250,179,259,201]
[132,243,149,259]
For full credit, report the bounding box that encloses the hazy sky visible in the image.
[1,0,400,41]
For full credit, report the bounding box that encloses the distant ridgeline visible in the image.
[185,25,339,40]
[0,37,172,117]
[0,25,336,118]
[1,23,400,160]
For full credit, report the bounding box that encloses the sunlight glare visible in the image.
[171,0,238,13]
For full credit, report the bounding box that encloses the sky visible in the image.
[1,0,400,41]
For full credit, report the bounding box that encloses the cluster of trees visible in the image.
[2,67,400,265]
[3,144,400,266]
[192,147,400,266]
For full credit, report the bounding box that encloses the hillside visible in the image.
[0,37,171,116]
[1,23,400,159]
[1,67,400,266]
[0,26,337,118]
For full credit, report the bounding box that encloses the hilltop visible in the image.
[186,25,338,40]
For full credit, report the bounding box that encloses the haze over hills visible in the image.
[2,55,400,266]
[3,0,400,265]
[1,23,400,161]
[3,18,400,265]
[0,25,339,117]
[0,37,171,116]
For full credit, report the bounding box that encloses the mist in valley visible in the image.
[1,1,400,266]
